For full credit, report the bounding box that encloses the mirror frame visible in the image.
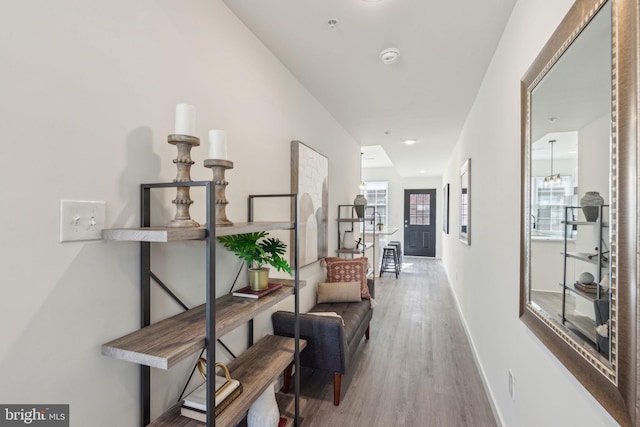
[519,0,638,425]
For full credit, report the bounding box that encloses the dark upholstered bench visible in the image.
[272,278,374,405]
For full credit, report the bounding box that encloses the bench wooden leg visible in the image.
[333,373,342,405]
[365,324,370,340]
[282,362,293,393]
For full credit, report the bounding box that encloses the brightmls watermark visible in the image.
[0,405,68,426]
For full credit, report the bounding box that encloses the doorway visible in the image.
[404,189,436,257]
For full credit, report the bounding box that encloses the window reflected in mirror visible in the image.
[531,135,578,238]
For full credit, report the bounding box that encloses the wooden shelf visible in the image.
[217,335,306,427]
[336,243,374,255]
[103,227,207,242]
[561,251,608,267]
[102,222,294,242]
[337,218,362,223]
[560,282,602,301]
[563,220,609,227]
[149,335,306,427]
[102,279,303,369]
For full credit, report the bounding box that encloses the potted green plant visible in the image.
[376,222,384,231]
[218,231,292,290]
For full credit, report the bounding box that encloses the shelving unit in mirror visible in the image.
[559,205,610,358]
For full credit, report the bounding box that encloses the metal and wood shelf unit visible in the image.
[101,182,304,427]
[336,204,376,275]
[559,204,609,345]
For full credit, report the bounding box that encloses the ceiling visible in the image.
[222,0,518,177]
[530,1,611,146]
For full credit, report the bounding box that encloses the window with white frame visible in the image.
[364,181,388,230]
[532,175,575,236]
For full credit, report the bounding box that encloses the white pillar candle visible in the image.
[175,104,196,136]
[208,130,227,160]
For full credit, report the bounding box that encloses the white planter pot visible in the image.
[247,383,279,427]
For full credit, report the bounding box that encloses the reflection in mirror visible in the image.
[527,0,612,365]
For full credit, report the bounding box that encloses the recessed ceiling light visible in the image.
[420,170,426,174]
[380,48,400,65]
[404,139,416,145]
[327,19,338,28]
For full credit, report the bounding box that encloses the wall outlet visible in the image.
[508,369,515,401]
[59,200,106,242]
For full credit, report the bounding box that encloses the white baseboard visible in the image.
[445,272,505,427]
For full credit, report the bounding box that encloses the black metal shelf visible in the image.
[336,205,376,271]
[560,205,609,349]
[104,182,302,427]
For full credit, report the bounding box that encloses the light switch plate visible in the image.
[59,200,106,242]
[508,369,515,401]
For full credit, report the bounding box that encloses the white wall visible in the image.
[531,239,575,293]
[0,1,361,425]
[441,0,618,425]
[531,157,576,178]
[578,114,611,206]
[363,167,443,258]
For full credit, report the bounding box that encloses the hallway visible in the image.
[297,258,497,426]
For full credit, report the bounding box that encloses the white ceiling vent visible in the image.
[379,48,400,64]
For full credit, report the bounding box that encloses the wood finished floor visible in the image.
[294,258,497,427]
[531,290,597,344]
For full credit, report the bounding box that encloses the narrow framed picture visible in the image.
[443,183,450,234]
[459,159,471,245]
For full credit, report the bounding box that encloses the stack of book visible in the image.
[180,375,242,422]
[575,281,599,294]
[232,282,283,299]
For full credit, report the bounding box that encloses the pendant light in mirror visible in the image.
[542,139,562,187]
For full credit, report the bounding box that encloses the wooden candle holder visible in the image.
[203,159,234,226]
[167,134,200,228]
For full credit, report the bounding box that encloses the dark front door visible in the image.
[404,189,436,257]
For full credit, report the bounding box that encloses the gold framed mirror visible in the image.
[520,0,638,424]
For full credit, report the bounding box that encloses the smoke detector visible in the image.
[379,48,400,64]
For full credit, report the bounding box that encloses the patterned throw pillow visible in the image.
[324,257,371,299]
